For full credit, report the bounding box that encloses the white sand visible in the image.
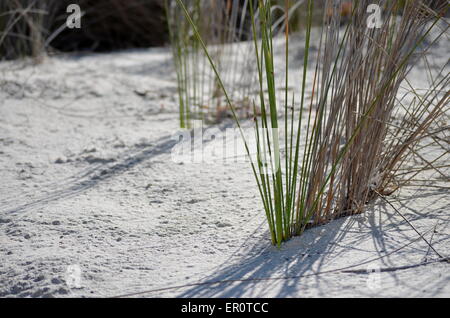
[0,37,449,297]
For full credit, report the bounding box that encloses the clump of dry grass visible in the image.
[0,0,53,60]
[0,0,168,60]
[301,0,449,229]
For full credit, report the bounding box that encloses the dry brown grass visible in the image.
[0,0,52,60]
[296,0,449,231]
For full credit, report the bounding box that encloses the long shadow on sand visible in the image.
[1,121,238,216]
[1,134,177,216]
[177,214,358,297]
[177,190,449,297]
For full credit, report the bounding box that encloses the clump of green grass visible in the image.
[176,0,448,246]
[166,0,287,128]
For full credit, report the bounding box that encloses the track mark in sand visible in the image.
[1,134,177,216]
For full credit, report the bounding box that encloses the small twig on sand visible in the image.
[424,221,439,261]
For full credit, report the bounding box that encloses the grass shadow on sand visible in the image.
[0,134,177,216]
[176,189,449,297]
[0,119,239,217]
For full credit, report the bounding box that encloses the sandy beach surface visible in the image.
[0,36,449,298]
